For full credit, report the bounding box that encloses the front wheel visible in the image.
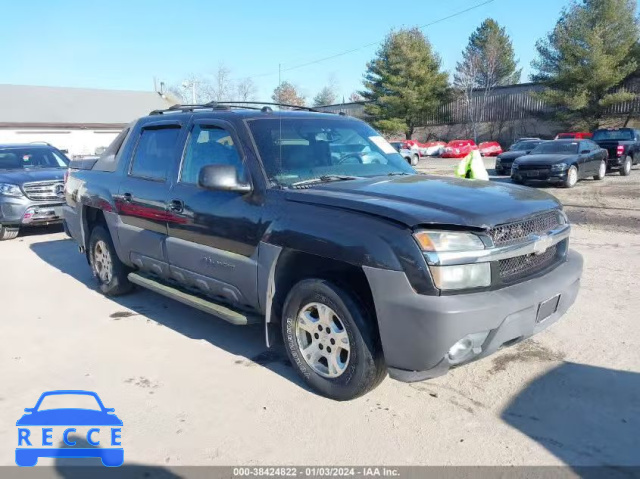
[89,225,133,296]
[620,156,632,176]
[281,279,386,400]
[594,160,606,180]
[411,154,419,166]
[563,165,578,188]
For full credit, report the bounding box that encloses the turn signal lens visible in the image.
[413,231,485,252]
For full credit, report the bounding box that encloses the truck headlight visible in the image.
[551,163,569,171]
[430,263,491,290]
[413,230,485,252]
[0,183,23,197]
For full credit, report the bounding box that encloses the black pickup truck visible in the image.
[592,127,640,175]
[64,103,583,400]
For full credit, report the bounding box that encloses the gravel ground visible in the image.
[0,161,638,470]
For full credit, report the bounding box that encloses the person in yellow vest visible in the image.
[454,149,489,180]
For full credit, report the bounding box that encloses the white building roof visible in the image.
[0,84,175,128]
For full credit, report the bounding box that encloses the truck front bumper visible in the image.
[363,250,583,382]
[0,196,65,227]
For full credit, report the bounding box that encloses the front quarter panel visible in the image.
[262,196,436,295]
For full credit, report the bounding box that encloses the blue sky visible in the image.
[0,0,578,102]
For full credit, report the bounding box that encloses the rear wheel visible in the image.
[620,156,632,176]
[281,279,386,400]
[594,160,606,180]
[0,225,19,241]
[89,225,133,296]
[563,165,578,188]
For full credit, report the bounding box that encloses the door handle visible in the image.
[168,199,184,213]
[122,192,132,203]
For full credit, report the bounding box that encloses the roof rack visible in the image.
[150,101,323,115]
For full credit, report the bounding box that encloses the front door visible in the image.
[116,121,185,277]
[165,119,264,310]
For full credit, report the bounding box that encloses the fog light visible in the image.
[447,332,490,365]
[448,338,473,362]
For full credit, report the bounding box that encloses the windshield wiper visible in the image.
[387,172,411,176]
[290,175,360,188]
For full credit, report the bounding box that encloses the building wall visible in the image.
[0,127,122,157]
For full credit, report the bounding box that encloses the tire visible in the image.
[88,225,133,296]
[593,160,606,181]
[563,165,578,188]
[620,156,632,176]
[411,154,419,166]
[0,225,19,241]
[281,279,386,401]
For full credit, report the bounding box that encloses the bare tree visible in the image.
[209,64,233,102]
[454,51,482,141]
[236,78,257,101]
[348,92,363,102]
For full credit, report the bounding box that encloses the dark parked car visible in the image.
[592,127,640,176]
[0,143,69,240]
[511,139,607,188]
[495,139,545,175]
[64,103,582,400]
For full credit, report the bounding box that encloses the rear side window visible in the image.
[93,127,130,172]
[130,126,181,180]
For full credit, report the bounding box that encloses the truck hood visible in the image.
[285,175,562,229]
[0,168,65,185]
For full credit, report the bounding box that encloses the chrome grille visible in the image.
[22,181,64,201]
[499,245,558,282]
[489,211,561,247]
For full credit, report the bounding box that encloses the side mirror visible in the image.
[198,165,252,194]
[580,149,590,154]
[24,408,33,413]
[104,408,115,413]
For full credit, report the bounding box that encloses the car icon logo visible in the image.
[16,390,123,467]
[55,183,65,198]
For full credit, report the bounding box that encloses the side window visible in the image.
[130,126,181,181]
[180,125,243,185]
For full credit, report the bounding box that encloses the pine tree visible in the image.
[531,0,640,129]
[313,86,337,106]
[360,28,450,139]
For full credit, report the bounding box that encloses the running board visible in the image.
[128,272,261,326]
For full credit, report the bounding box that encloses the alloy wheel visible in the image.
[93,240,113,284]
[295,302,350,378]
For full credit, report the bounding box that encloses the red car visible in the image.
[441,139,478,158]
[478,141,503,157]
[555,132,592,140]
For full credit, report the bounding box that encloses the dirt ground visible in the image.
[0,159,638,470]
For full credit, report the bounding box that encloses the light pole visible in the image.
[182,79,198,103]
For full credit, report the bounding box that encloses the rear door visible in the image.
[164,118,264,310]
[116,120,186,277]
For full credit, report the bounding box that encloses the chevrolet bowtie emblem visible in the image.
[532,234,553,255]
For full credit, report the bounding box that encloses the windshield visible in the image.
[390,142,403,151]
[592,129,634,141]
[248,118,414,186]
[36,393,102,411]
[510,141,540,151]
[530,141,578,155]
[0,148,69,170]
